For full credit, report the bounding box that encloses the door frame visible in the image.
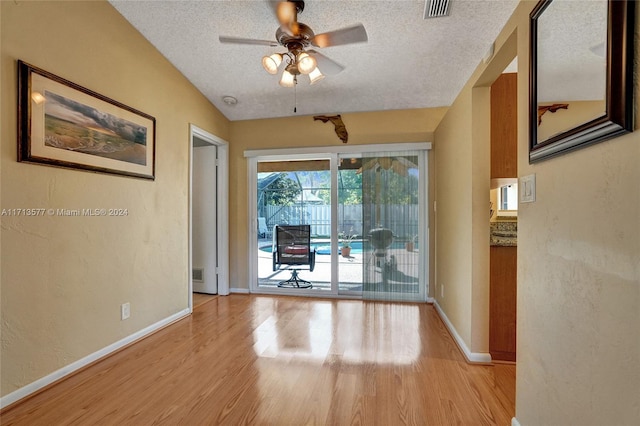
[188,124,229,312]
[245,142,431,299]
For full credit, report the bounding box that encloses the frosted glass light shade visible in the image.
[279,70,296,87]
[297,52,316,75]
[308,67,324,85]
[262,53,283,74]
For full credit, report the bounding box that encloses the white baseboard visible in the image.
[0,308,190,410]
[426,297,435,303]
[433,300,492,364]
[512,417,522,426]
[230,287,250,294]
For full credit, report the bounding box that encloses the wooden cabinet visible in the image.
[489,245,517,362]
[489,73,518,362]
[491,73,518,179]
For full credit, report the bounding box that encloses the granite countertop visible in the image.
[490,221,517,246]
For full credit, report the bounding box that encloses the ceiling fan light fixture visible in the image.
[285,61,301,75]
[308,66,324,84]
[279,69,296,87]
[220,1,365,88]
[297,52,316,74]
[262,53,283,74]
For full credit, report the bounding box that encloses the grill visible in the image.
[369,228,394,250]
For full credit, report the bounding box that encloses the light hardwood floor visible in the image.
[1,295,515,425]
[193,292,218,309]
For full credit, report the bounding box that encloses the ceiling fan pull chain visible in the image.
[294,76,297,113]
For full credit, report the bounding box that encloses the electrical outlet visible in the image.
[440,283,444,298]
[121,302,130,320]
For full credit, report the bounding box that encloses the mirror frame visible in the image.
[529,0,635,163]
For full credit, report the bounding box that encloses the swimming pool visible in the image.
[260,241,410,255]
[259,242,361,255]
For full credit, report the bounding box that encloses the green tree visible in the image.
[265,175,301,206]
[338,169,362,205]
[362,169,419,205]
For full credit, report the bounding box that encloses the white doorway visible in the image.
[189,125,229,308]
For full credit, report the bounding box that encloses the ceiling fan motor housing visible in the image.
[276,23,314,49]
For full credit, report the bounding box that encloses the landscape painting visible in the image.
[18,60,155,179]
[44,91,148,166]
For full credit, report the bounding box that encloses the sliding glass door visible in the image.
[249,145,428,301]
[337,151,425,301]
[337,156,363,294]
[256,159,332,291]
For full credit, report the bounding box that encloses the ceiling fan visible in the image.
[219,0,368,87]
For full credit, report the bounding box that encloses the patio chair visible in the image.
[273,225,315,288]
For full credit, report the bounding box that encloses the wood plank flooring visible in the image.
[193,292,218,309]
[1,295,515,425]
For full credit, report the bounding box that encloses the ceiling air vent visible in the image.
[424,0,451,19]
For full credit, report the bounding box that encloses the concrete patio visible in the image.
[257,239,420,293]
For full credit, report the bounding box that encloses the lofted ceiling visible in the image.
[110,0,519,121]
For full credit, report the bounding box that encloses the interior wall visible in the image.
[537,100,606,141]
[0,0,229,398]
[514,2,640,424]
[435,0,639,423]
[470,87,491,352]
[433,0,521,362]
[433,94,474,346]
[228,108,447,292]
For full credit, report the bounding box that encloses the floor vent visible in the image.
[424,0,451,19]
[192,268,204,282]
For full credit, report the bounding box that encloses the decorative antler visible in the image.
[313,114,348,143]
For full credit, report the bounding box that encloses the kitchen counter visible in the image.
[490,221,517,246]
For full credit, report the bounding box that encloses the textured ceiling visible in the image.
[110,0,519,121]
[536,0,607,102]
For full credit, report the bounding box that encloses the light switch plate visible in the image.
[519,174,536,203]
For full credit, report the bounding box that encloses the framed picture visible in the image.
[17,60,156,179]
[529,0,634,163]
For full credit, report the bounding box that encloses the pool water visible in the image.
[260,241,411,255]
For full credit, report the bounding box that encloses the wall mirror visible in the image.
[529,0,634,163]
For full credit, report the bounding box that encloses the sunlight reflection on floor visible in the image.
[251,298,421,364]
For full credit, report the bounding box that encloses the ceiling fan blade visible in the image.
[219,36,279,47]
[275,1,297,25]
[311,24,368,48]
[307,50,345,75]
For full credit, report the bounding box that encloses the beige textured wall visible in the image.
[470,86,492,352]
[229,108,447,291]
[433,54,513,355]
[1,1,228,397]
[436,0,639,423]
[515,1,640,424]
[537,100,605,142]
[433,94,474,346]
